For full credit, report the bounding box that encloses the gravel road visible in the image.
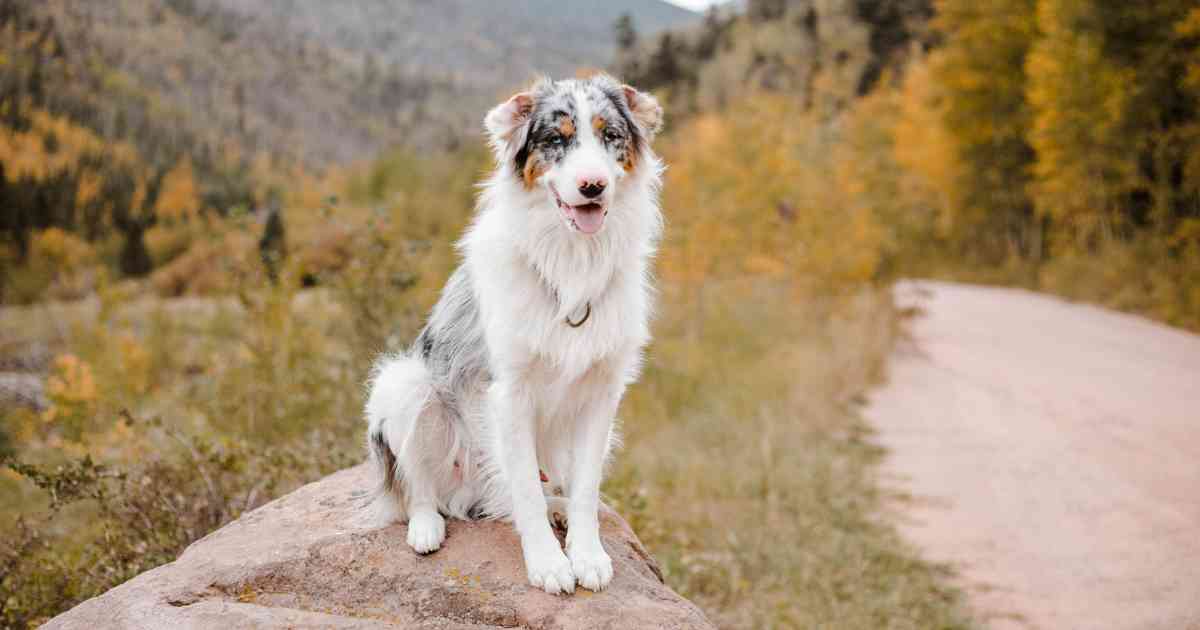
[866,280,1200,630]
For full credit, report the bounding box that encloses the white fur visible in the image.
[365,77,663,594]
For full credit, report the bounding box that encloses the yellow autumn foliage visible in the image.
[155,157,200,219]
[31,228,94,272]
[658,95,884,298]
[42,354,99,439]
[1025,0,1135,239]
[117,333,153,396]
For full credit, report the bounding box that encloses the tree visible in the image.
[258,193,287,284]
[696,6,729,60]
[614,12,637,52]
[110,164,171,277]
[748,0,788,22]
[1026,0,1200,245]
[233,82,247,136]
[643,33,683,89]
[1025,0,1132,245]
[929,0,1039,262]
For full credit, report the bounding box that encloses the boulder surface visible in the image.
[45,465,715,629]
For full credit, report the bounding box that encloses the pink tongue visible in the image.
[571,205,605,234]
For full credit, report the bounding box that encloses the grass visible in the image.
[605,280,973,629]
[0,267,974,629]
[0,148,974,628]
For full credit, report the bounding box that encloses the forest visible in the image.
[2,0,1198,627]
[620,0,1200,329]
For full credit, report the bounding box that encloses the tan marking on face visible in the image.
[522,152,547,190]
[558,116,575,139]
[595,115,636,171]
[622,144,638,172]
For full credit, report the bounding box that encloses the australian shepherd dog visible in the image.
[364,74,664,594]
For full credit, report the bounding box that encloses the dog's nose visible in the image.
[578,178,607,199]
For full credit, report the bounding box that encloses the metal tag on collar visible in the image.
[565,302,591,328]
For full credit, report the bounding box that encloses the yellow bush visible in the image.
[2,228,99,302]
[117,334,153,396]
[150,228,258,297]
[42,354,98,440]
[33,228,94,271]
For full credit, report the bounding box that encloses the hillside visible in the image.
[205,0,699,97]
[28,0,697,167]
[0,0,696,301]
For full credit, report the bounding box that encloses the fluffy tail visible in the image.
[363,352,439,526]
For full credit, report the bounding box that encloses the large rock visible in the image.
[45,465,715,629]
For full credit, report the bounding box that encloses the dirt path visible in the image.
[865,280,1200,630]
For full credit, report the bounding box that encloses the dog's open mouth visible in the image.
[551,186,606,235]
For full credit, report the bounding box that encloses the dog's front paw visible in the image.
[568,542,613,592]
[524,543,575,594]
[406,510,445,554]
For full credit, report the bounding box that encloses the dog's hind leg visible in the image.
[365,353,456,553]
[404,473,446,554]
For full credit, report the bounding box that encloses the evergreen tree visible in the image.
[644,33,683,89]
[111,164,169,277]
[696,6,728,60]
[614,12,637,52]
[748,0,788,22]
[259,192,287,284]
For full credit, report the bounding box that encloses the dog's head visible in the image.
[484,75,663,236]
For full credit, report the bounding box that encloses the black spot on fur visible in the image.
[514,142,531,179]
[370,430,399,494]
[418,329,434,360]
[599,84,644,159]
[513,87,579,179]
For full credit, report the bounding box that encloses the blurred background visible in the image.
[1,0,1197,627]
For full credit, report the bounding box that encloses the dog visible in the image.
[363,74,663,594]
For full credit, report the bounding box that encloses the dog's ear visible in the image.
[484,91,535,162]
[621,85,663,142]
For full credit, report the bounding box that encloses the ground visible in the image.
[867,280,1200,630]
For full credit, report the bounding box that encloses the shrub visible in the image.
[0,229,98,304]
[0,414,356,628]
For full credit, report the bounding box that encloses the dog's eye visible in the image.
[547,134,565,146]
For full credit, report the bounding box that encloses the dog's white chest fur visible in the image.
[463,200,655,391]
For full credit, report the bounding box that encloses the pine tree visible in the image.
[259,192,287,284]
[644,33,683,89]
[696,6,727,60]
[748,0,788,23]
[614,13,637,52]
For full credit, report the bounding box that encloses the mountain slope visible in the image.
[28,0,698,167]
[0,0,696,298]
[205,0,699,97]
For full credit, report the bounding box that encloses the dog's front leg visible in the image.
[566,390,620,591]
[494,379,575,594]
